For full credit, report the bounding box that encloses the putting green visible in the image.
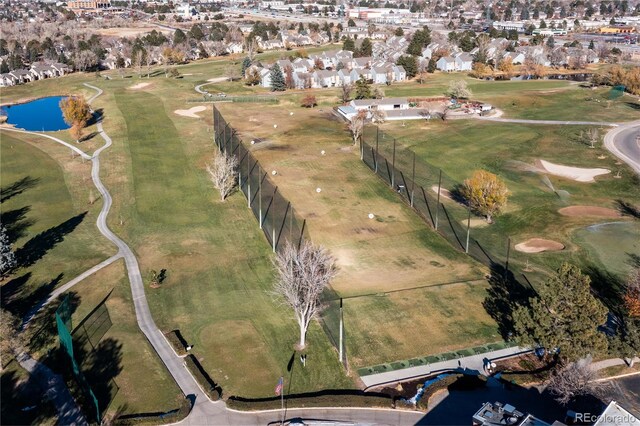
[573,221,640,277]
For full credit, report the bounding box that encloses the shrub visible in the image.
[164,330,187,356]
[226,390,393,411]
[301,94,317,108]
[184,355,222,401]
[415,374,461,410]
[114,398,192,425]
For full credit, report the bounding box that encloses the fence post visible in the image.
[247,158,251,209]
[375,128,379,173]
[435,169,442,230]
[391,138,396,189]
[259,167,263,229]
[411,151,416,207]
[504,237,511,278]
[465,206,471,253]
[339,298,344,364]
[272,187,278,252]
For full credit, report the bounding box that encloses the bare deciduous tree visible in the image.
[585,128,599,148]
[206,151,238,201]
[0,308,24,368]
[340,83,353,104]
[371,108,386,124]
[547,356,609,405]
[273,241,338,349]
[348,110,367,145]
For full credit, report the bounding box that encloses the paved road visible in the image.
[476,115,619,127]
[603,120,640,175]
[360,347,531,388]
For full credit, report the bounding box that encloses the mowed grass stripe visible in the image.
[114,89,210,225]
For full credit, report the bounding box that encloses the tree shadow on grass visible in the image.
[28,291,81,357]
[615,199,640,219]
[1,361,59,425]
[482,262,536,340]
[584,264,625,315]
[0,176,40,204]
[80,132,99,143]
[15,212,87,269]
[1,206,35,244]
[2,273,64,319]
[86,109,104,126]
[623,101,640,111]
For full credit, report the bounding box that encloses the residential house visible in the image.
[9,69,34,83]
[313,69,339,87]
[436,56,456,72]
[503,51,525,64]
[30,64,57,80]
[350,68,372,83]
[292,58,314,73]
[454,52,473,71]
[0,73,17,87]
[350,97,410,111]
[292,72,313,89]
[371,66,389,84]
[338,69,353,86]
[226,43,244,54]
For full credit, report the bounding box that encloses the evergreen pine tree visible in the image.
[355,76,371,99]
[269,63,286,91]
[0,225,16,279]
[343,37,355,52]
[241,57,251,77]
[512,263,608,362]
[360,38,373,57]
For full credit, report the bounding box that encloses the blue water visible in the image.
[1,96,70,131]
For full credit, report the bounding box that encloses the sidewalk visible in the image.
[360,346,531,388]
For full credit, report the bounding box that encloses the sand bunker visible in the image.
[207,77,228,83]
[129,82,152,90]
[174,106,207,118]
[515,238,565,253]
[538,160,610,183]
[431,186,454,201]
[558,206,621,218]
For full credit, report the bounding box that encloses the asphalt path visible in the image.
[603,121,640,175]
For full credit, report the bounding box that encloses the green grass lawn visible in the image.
[0,132,113,323]
[343,280,500,368]
[97,85,352,397]
[66,259,183,420]
[375,119,640,281]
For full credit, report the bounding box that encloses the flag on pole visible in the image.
[275,376,283,396]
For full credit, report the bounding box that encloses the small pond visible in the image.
[1,96,70,131]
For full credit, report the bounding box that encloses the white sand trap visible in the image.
[539,160,610,183]
[207,77,228,83]
[431,186,454,201]
[174,106,207,118]
[129,82,151,90]
[515,238,565,253]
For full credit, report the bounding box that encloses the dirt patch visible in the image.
[538,159,610,183]
[558,205,622,218]
[129,82,152,90]
[174,106,207,118]
[514,238,565,253]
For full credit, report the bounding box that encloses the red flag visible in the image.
[275,376,283,396]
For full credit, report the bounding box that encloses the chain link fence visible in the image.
[213,105,307,253]
[361,125,540,289]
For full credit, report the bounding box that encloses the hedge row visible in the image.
[184,355,222,401]
[226,391,393,411]
[164,330,188,356]
[114,398,192,425]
